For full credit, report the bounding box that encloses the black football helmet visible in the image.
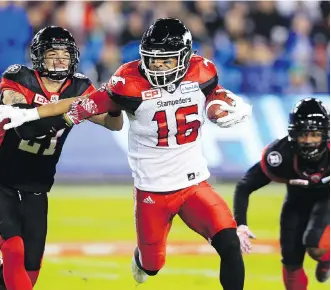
[30,26,80,81]
[139,18,193,88]
[288,98,330,160]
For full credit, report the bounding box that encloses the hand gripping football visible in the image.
[205,89,235,123]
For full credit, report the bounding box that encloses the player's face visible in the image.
[297,131,323,146]
[148,57,178,71]
[43,49,71,71]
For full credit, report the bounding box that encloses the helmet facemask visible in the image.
[31,40,79,81]
[288,126,329,160]
[140,46,191,87]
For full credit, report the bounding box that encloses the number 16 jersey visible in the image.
[109,55,219,192]
[0,65,95,192]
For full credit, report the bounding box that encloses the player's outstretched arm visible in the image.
[233,162,271,226]
[0,87,117,130]
[1,90,75,138]
[233,162,272,253]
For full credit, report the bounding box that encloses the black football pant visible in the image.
[0,183,48,285]
[280,187,330,267]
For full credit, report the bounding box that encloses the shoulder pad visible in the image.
[108,61,150,98]
[185,55,217,84]
[73,73,88,79]
[260,137,292,183]
[4,64,22,74]
[2,65,31,81]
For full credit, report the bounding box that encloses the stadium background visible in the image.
[0,1,330,289]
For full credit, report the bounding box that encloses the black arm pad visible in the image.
[12,104,72,140]
[233,162,271,226]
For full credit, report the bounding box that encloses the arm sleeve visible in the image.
[86,85,120,115]
[233,162,272,226]
[13,104,71,140]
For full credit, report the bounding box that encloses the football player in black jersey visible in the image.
[233,98,330,290]
[0,26,123,290]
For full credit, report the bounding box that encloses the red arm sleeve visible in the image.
[86,84,120,115]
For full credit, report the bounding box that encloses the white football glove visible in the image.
[237,225,256,254]
[216,90,252,128]
[0,105,40,130]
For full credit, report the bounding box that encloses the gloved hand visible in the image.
[0,105,40,130]
[64,97,99,125]
[216,90,252,128]
[237,225,256,254]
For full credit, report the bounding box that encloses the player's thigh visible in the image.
[178,181,236,240]
[280,196,311,266]
[21,192,48,271]
[303,198,330,249]
[0,184,22,241]
[134,188,174,270]
[135,188,173,244]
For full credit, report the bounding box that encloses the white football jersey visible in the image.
[109,55,218,192]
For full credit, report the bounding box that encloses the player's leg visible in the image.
[0,185,32,290]
[280,194,311,290]
[21,192,48,287]
[303,197,330,282]
[178,181,244,290]
[132,188,174,283]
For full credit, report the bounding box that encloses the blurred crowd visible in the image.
[0,1,329,94]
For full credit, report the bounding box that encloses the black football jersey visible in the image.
[0,65,95,192]
[261,137,330,190]
[233,136,330,225]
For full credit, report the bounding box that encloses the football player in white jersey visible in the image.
[0,18,252,289]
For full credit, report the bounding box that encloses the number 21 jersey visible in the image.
[0,65,95,192]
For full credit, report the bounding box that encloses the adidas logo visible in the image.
[143,196,155,204]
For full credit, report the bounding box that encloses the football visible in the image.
[205,89,235,123]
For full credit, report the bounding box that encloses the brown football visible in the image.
[206,90,235,123]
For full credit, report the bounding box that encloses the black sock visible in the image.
[212,229,245,290]
[219,248,245,290]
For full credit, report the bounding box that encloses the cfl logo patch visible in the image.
[267,151,282,167]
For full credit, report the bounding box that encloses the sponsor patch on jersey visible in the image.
[34,94,49,105]
[111,75,126,86]
[267,151,282,167]
[50,94,59,103]
[142,88,162,100]
[74,73,88,79]
[5,64,21,74]
[180,82,199,94]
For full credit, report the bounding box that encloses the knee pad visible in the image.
[211,228,241,257]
